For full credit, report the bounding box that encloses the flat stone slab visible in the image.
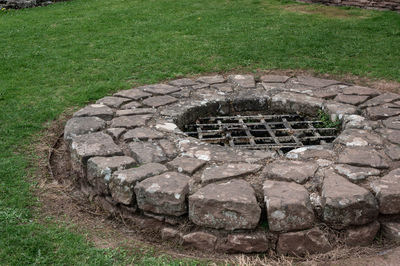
[383,116,400,130]
[182,232,217,251]
[96,96,132,108]
[338,147,389,169]
[220,232,272,253]
[334,94,369,105]
[323,101,358,119]
[189,180,261,230]
[114,89,151,100]
[142,95,178,107]
[167,157,206,175]
[260,74,290,83]
[345,221,380,247]
[384,143,400,161]
[371,168,400,215]
[64,117,106,142]
[122,127,164,141]
[110,114,152,128]
[168,78,198,87]
[321,170,378,228]
[296,76,340,88]
[366,105,400,120]
[73,104,114,121]
[201,163,262,184]
[115,108,156,116]
[135,172,190,216]
[334,164,380,182]
[334,129,383,147]
[128,142,167,164]
[264,180,314,232]
[87,156,136,192]
[286,145,336,160]
[227,74,255,89]
[263,160,318,184]
[106,128,126,140]
[277,228,331,256]
[142,84,181,95]
[196,75,226,84]
[109,163,167,205]
[360,92,400,108]
[342,86,380,97]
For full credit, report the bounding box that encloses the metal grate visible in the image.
[183,114,338,155]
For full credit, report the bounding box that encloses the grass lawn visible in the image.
[0,0,399,264]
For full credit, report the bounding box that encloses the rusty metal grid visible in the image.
[183,114,338,155]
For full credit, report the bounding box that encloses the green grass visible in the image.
[0,0,399,264]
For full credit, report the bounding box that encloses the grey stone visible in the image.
[113,89,151,100]
[260,74,290,83]
[167,157,206,175]
[380,128,400,145]
[321,169,378,228]
[381,222,400,242]
[220,232,272,253]
[168,78,198,87]
[338,147,389,169]
[64,117,106,143]
[296,76,340,88]
[271,92,324,114]
[142,95,178,107]
[334,164,380,182]
[312,86,341,99]
[263,160,318,184]
[334,94,369,105]
[191,83,209,90]
[286,145,336,160]
[96,96,132,108]
[366,105,400,120]
[360,92,400,108]
[342,115,378,130]
[122,127,164,141]
[227,74,256,89]
[141,84,181,95]
[73,104,114,121]
[201,163,262,184]
[160,227,181,241]
[120,101,143,109]
[383,116,400,130]
[87,156,136,193]
[70,132,123,176]
[158,139,178,158]
[128,142,167,164]
[342,86,380,97]
[170,88,191,98]
[105,128,126,140]
[182,232,217,251]
[196,75,226,84]
[110,114,152,128]
[371,168,400,215]
[324,101,358,120]
[110,163,168,205]
[115,108,156,116]
[384,143,400,160]
[334,129,383,147]
[135,172,190,216]
[264,180,314,232]
[345,221,380,246]
[189,180,261,230]
[277,228,331,256]
[211,83,234,92]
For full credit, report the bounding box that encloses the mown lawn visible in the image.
[0,0,399,264]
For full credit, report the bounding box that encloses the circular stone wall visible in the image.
[63,74,400,255]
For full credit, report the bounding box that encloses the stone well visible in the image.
[63,74,400,255]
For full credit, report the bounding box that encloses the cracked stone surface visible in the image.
[189,180,261,230]
[264,180,314,232]
[64,74,400,255]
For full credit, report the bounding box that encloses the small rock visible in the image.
[370,168,400,214]
[141,84,181,95]
[64,117,106,143]
[113,88,151,100]
[227,74,256,89]
[263,160,318,184]
[142,95,178,107]
[345,221,380,246]
[128,142,167,164]
[321,169,378,228]
[264,180,314,232]
[109,163,167,205]
[167,156,206,175]
[381,222,400,242]
[196,75,226,84]
[277,228,331,256]
[201,163,262,184]
[334,164,380,182]
[73,104,114,121]
[182,232,217,251]
[123,127,164,141]
[96,96,132,108]
[338,147,389,169]
[161,227,181,241]
[135,172,190,216]
[110,114,152,129]
[189,180,261,230]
